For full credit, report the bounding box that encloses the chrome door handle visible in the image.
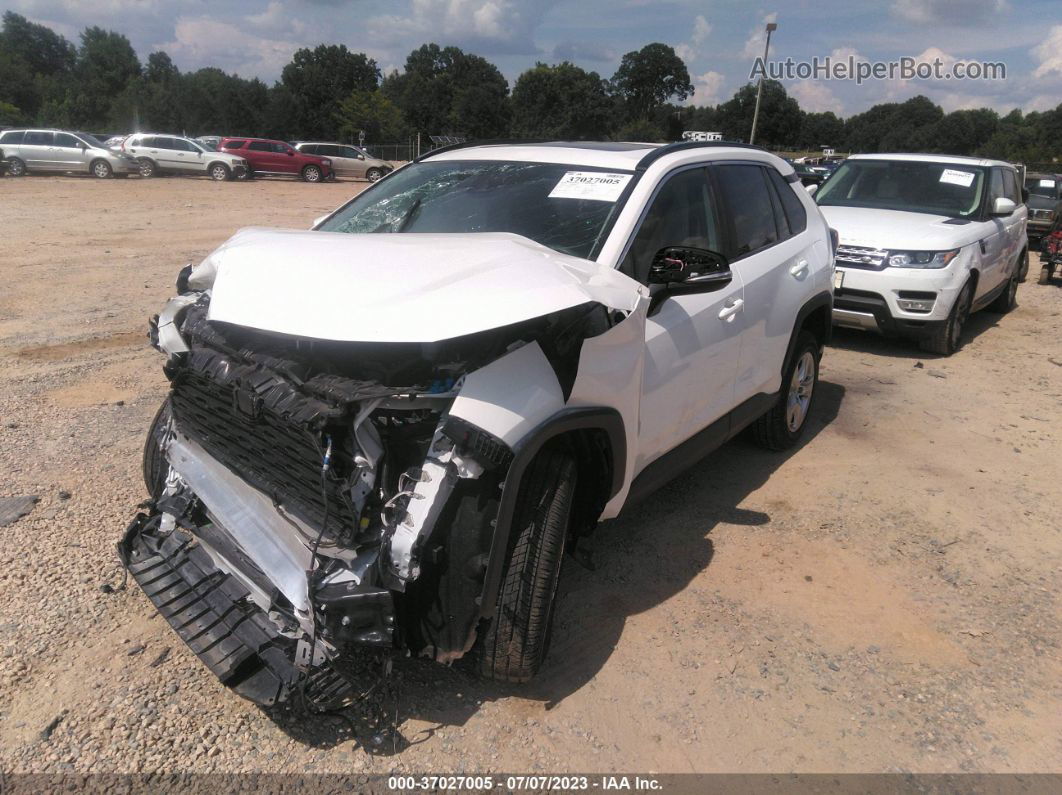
[718,299,744,321]
[790,260,809,278]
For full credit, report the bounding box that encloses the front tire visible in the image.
[920,279,973,356]
[91,159,113,179]
[478,449,577,683]
[143,400,172,500]
[301,165,322,183]
[7,157,26,176]
[751,330,820,451]
[366,167,383,182]
[209,162,230,181]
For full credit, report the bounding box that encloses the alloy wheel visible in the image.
[786,351,815,432]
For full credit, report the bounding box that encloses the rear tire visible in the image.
[91,159,112,179]
[478,449,577,683]
[751,330,820,451]
[7,157,26,176]
[920,279,972,356]
[137,158,156,178]
[302,165,322,183]
[143,400,172,500]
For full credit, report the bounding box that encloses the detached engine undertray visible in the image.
[118,513,303,706]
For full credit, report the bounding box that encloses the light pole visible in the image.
[749,21,777,146]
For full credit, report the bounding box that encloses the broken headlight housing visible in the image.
[887,249,959,269]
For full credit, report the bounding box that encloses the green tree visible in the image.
[280,44,379,140]
[798,111,844,150]
[511,62,612,139]
[336,89,406,143]
[0,12,75,77]
[716,80,801,147]
[75,26,142,128]
[611,43,693,121]
[383,44,510,137]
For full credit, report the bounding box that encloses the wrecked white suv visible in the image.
[119,141,835,707]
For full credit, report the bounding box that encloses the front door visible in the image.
[619,166,744,472]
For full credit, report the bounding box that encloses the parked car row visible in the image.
[0,128,395,183]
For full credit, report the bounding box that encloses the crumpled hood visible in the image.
[820,205,985,251]
[196,228,645,343]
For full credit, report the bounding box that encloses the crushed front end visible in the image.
[119,294,595,706]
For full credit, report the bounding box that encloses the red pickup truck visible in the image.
[218,137,333,182]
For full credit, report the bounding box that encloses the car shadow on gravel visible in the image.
[265,380,846,754]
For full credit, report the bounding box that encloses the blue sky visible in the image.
[4,0,1061,116]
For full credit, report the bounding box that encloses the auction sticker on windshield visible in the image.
[549,171,632,201]
[939,169,975,188]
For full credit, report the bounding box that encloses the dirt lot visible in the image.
[1,174,1060,775]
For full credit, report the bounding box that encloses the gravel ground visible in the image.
[0,174,1060,775]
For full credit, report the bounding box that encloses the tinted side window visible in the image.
[767,168,808,235]
[54,132,80,148]
[224,140,246,149]
[989,168,1005,202]
[1003,170,1020,203]
[713,164,779,258]
[342,146,362,158]
[272,142,292,153]
[1,130,26,145]
[248,141,273,151]
[621,167,722,284]
[154,137,176,150]
[25,131,53,145]
[300,144,318,155]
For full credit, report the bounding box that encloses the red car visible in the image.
[218,137,333,182]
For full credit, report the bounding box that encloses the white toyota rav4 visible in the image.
[119,141,835,707]
[816,154,1028,355]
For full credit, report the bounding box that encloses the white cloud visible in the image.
[691,14,712,45]
[742,12,778,59]
[1032,24,1062,78]
[788,81,843,114]
[367,0,559,56]
[891,0,1009,26]
[675,14,712,64]
[687,70,725,106]
[159,16,301,78]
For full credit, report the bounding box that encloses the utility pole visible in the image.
[749,21,777,146]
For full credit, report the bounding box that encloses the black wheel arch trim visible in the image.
[475,406,626,623]
[783,290,833,377]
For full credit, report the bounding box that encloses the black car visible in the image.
[1024,173,1062,246]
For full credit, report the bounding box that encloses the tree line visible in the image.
[1,11,1059,163]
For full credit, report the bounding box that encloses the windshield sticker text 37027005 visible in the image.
[549,171,633,202]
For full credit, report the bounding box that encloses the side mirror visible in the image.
[286,149,295,156]
[648,246,731,288]
[993,197,1016,216]
[805,183,818,197]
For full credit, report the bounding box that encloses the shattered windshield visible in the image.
[816,159,986,218]
[317,160,633,259]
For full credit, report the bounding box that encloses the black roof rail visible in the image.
[635,140,770,171]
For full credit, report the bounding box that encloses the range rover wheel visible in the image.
[91,159,113,179]
[7,157,26,177]
[302,165,322,183]
[920,279,972,356]
[751,330,820,451]
[143,400,172,500]
[209,162,231,181]
[478,449,577,683]
[366,167,383,182]
[987,272,1019,313]
[138,158,156,178]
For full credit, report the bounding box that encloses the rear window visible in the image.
[0,130,26,145]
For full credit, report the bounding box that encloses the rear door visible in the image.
[22,131,54,169]
[247,140,281,172]
[621,166,745,471]
[713,162,823,402]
